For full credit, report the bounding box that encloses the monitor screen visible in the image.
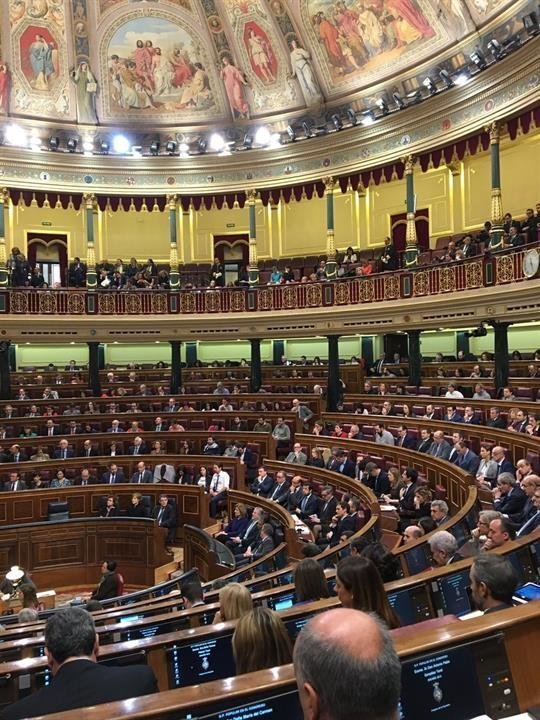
[436,570,472,617]
[506,547,538,584]
[167,634,234,689]
[532,540,540,573]
[119,614,142,624]
[284,614,313,641]
[180,689,302,720]
[120,617,188,641]
[513,582,540,603]
[387,585,432,626]
[266,592,296,612]
[403,545,430,574]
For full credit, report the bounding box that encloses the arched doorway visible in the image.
[213,234,249,286]
[26,233,68,287]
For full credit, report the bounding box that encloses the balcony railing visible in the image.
[0,245,535,316]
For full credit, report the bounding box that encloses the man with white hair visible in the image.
[428,530,460,566]
[291,398,314,426]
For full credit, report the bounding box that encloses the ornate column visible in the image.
[324,177,337,279]
[250,338,262,393]
[246,189,259,286]
[491,321,511,391]
[87,342,102,397]
[487,122,504,250]
[83,193,98,290]
[327,334,341,412]
[0,340,11,400]
[407,330,422,386]
[0,189,9,287]
[167,194,180,289]
[170,340,182,394]
[404,155,418,267]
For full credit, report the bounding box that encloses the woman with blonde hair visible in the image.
[232,607,292,674]
[213,582,253,624]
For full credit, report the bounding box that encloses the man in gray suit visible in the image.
[428,430,452,460]
[285,442,307,465]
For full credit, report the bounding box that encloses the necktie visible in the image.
[87,449,90,456]
[12,483,16,491]
[157,508,164,524]
[48,428,53,436]
[139,473,143,483]
[82,479,87,486]
[212,477,218,492]
[63,450,66,459]
[134,446,139,455]
[301,496,307,511]
[110,474,115,484]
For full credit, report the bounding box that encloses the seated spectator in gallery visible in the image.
[293,559,331,604]
[428,531,460,567]
[126,492,150,518]
[213,583,253,624]
[232,607,292,674]
[335,556,400,628]
[90,561,120,601]
[469,555,518,614]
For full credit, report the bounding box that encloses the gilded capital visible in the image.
[403,155,416,174]
[83,193,97,210]
[167,193,178,210]
[245,189,258,204]
[486,121,500,144]
[323,176,336,192]
[0,188,9,204]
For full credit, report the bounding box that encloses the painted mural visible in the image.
[102,14,223,120]
[9,0,70,118]
[99,0,192,17]
[464,0,515,23]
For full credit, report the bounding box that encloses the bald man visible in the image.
[293,608,401,720]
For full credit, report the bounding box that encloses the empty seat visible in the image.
[48,501,69,522]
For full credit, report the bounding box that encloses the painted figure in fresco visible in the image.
[70,61,98,124]
[132,39,154,92]
[28,34,54,90]
[288,40,322,106]
[246,28,275,83]
[333,1,367,64]
[152,47,174,96]
[170,47,193,87]
[180,62,211,108]
[0,63,10,114]
[385,0,434,38]
[27,0,49,19]
[313,11,344,69]
[220,55,249,119]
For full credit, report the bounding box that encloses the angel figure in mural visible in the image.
[179,62,212,108]
[133,39,155,93]
[246,28,274,83]
[0,62,11,115]
[27,0,49,19]
[29,34,55,90]
[288,39,322,106]
[439,0,471,33]
[70,61,98,124]
[220,55,249,119]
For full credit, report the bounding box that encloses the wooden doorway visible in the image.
[213,234,249,286]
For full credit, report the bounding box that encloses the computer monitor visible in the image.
[120,616,189,641]
[400,634,518,720]
[435,570,473,617]
[284,613,314,641]
[506,547,538,584]
[402,544,430,575]
[167,633,234,689]
[266,591,296,612]
[180,689,302,720]
[387,585,433,626]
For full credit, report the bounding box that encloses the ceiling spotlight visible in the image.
[302,120,314,137]
[5,124,28,147]
[48,136,60,151]
[346,108,358,126]
[30,135,42,151]
[376,98,389,115]
[392,92,406,110]
[422,77,438,95]
[66,138,78,153]
[100,140,110,154]
[286,125,296,141]
[487,39,505,60]
[209,132,225,152]
[470,49,487,70]
[197,138,208,154]
[131,145,143,157]
[439,69,454,88]
[165,140,177,155]
[82,138,93,152]
[453,69,471,86]
[178,142,190,156]
[522,12,539,36]
[149,140,160,156]
[360,110,375,126]
[255,126,271,146]
[267,132,282,149]
[242,133,253,150]
[112,134,130,154]
[330,113,343,131]
[406,89,422,104]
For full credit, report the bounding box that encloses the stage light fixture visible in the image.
[330,113,343,131]
[453,69,471,86]
[346,108,358,126]
[406,89,422,104]
[197,138,208,154]
[112,134,130,154]
[439,69,454,88]
[82,138,93,152]
[209,132,225,152]
[242,133,253,150]
[487,39,505,59]
[131,145,143,157]
[100,140,110,154]
[376,98,389,115]
[149,140,160,156]
[178,142,190,156]
[48,136,60,151]
[422,77,438,95]
[255,126,271,146]
[165,140,177,154]
[286,125,296,141]
[66,138,78,153]
[360,110,375,126]
[523,12,539,36]
[470,49,487,70]
[5,124,27,147]
[392,92,405,110]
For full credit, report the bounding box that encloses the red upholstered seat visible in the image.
[116,573,125,596]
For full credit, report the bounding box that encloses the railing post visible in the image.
[487,122,504,251]
[0,189,9,288]
[324,177,337,279]
[407,330,422,386]
[87,342,101,396]
[83,193,98,290]
[404,155,419,267]
[327,334,341,411]
[491,320,511,391]
[168,194,180,289]
[246,189,259,286]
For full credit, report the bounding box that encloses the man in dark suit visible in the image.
[128,436,148,456]
[4,471,27,492]
[153,416,168,432]
[4,444,27,463]
[463,406,481,425]
[428,531,461,567]
[363,462,390,496]
[53,439,74,460]
[73,469,98,486]
[514,476,539,530]
[230,507,266,554]
[396,425,417,450]
[107,420,123,433]
[493,473,527,523]
[469,555,518,614]
[151,494,177,545]
[42,419,61,437]
[250,466,274,497]
[101,463,125,485]
[287,475,304,512]
[335,450,355,479]
[455,442,480,475]
[417,429,434,454]
[428,431,452,460]
[325,502,356,546]
[492,446,515,481]
[294,481,320,521]
[313,485,338,538]
[516,490,540,537]
[397,467,419,526]
[241,522,275,563]
[91,560,120,601]
[79,439,98,458]
[68,257,87,287]
[0,607,157,720]
[266,471,290,506]
[445,406,464,423]
[130,461,153,484]
[487,408,506,429]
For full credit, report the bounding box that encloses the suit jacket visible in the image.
[41,426,61,436]
[251,534,275,560]
[267,481,290,506]
[365,471,390,496]
[128,444,149,456]
[287,487,304,512]
[398,482,419,517]
[153,464,176,483]
[79,448,98,458]
[337,459,356,479]
[6,451,28,463]
[457,450,480,475]
[447,412,464,423]
[152,503,176,529]
[318,497,338,525]
[101,471,125,485]
[4,480,28,492]
[239,518,261,549]
[53,449,74,460]
[487,417,506,430]
[494,486,527,523]
[73,475,98,486]
[329,515,356,545]
[0,659,156,720]
[517,512,540,537]
[296,493,320,520]
[284,451,307,464]
[429,440,452,460]
[417,438,434,454]
[515,497,536,527]
[91,571,119,601]
[464,415,481,425]
[130,469,153,484]
[251,475,274,497]
[495,458,515,478]
[398,434,417,450]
